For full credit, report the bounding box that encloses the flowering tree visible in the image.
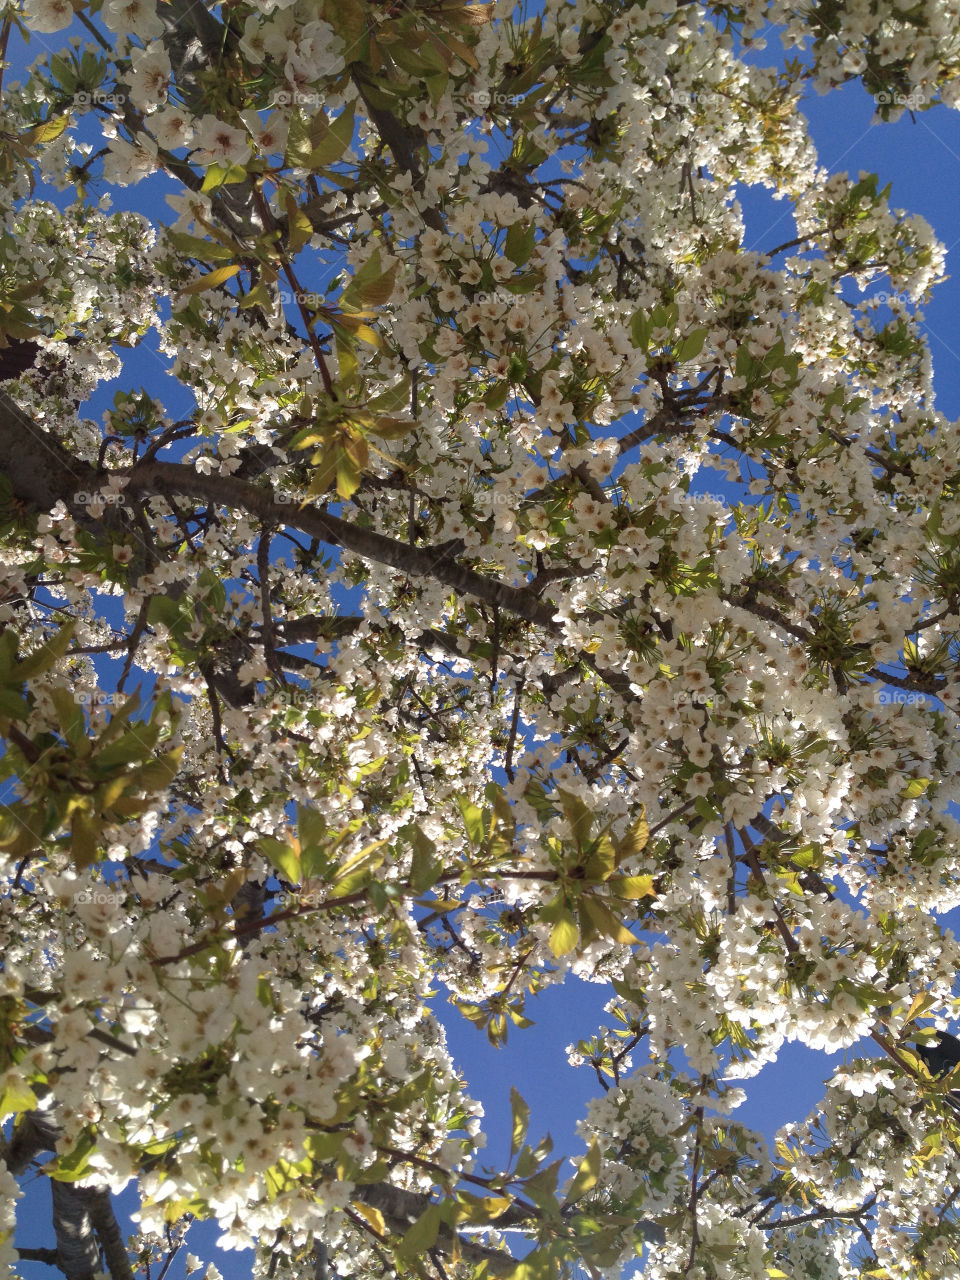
[3,0,960,1276]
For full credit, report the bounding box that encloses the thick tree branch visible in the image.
[123,460,562,630]
[50,1181,100,1280]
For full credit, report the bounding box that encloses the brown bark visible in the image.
[3,1112,134,1280]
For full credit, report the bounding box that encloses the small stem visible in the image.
[504,679,523,783]
[683,1107,704,1274]
[253,185,336,396]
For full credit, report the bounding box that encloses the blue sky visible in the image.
[7,14,960,1279]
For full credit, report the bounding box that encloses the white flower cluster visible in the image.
[4,0,960,1275]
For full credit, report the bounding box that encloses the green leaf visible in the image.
[48,1129,96,1182]
[285,195,315,254]
[264,1156,308,1199]
[694,795,719,823]
[451,1192,513,1225]
[397,1202,443,1258]
[351,1200,387,1238]
[328,840,386,896]
[674,327,709,362]
[128,747,182,795]
[487,1012,508,1047]
[323,0,367,46]
[409,826,441,893]
[901,990,935,1027]
[259,836,303,886]
[548,910,579,957]
[630,310,650,349]
[900,777,931,799]
[557,789,593,848]
[496,1248,554,1280]
[504,222,535,267]
[424,72,448,106]
[509,1086,530,1157]
[0,1079,38,1118]
[49,55,77,92]
[457,796,484,847]
[336,447,363,502]
[200,162,248,191]
[333,323,358,385]
[297,806,327,850]
[614,807,648,862]
[145,596,183,631]
[580,895,638,946]
[563,1137,601,1207]
[49,687,85,747]
[178,264,240,295]
[71,809,100,872]
[606,874,656,900]
[26,115,70,144]
[523,1159,561,1214]
[583,834,615,882]
[306,103,356,168]
[340,249,398,311]
[303,1131,345,1164]
[166,231,235,262]
[484,381,510,410]
[370,415,416,440]
[0,689,31,721]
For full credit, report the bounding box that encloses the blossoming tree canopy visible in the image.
[4,0,960,1274]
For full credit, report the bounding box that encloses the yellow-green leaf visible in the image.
[606,874,656,900]
[200,162,248,191]
[0,1079,38,1119]
[71,809,100,872]
[24,116,69,145]
[259,835,302,886]
[902,990,936,1027]
[350,1201,386,1238]
[341,249,398,311]
[397,1202,442,1258]
[900,777,931,799]
[510,1086,530,1157]
[615,807,648,862]
[580,895,638,946]
[563,1137,601,1207]
[179,265,240,295]
[549,911,579,957]
[336,447,363,501]
[285,195,315,254]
